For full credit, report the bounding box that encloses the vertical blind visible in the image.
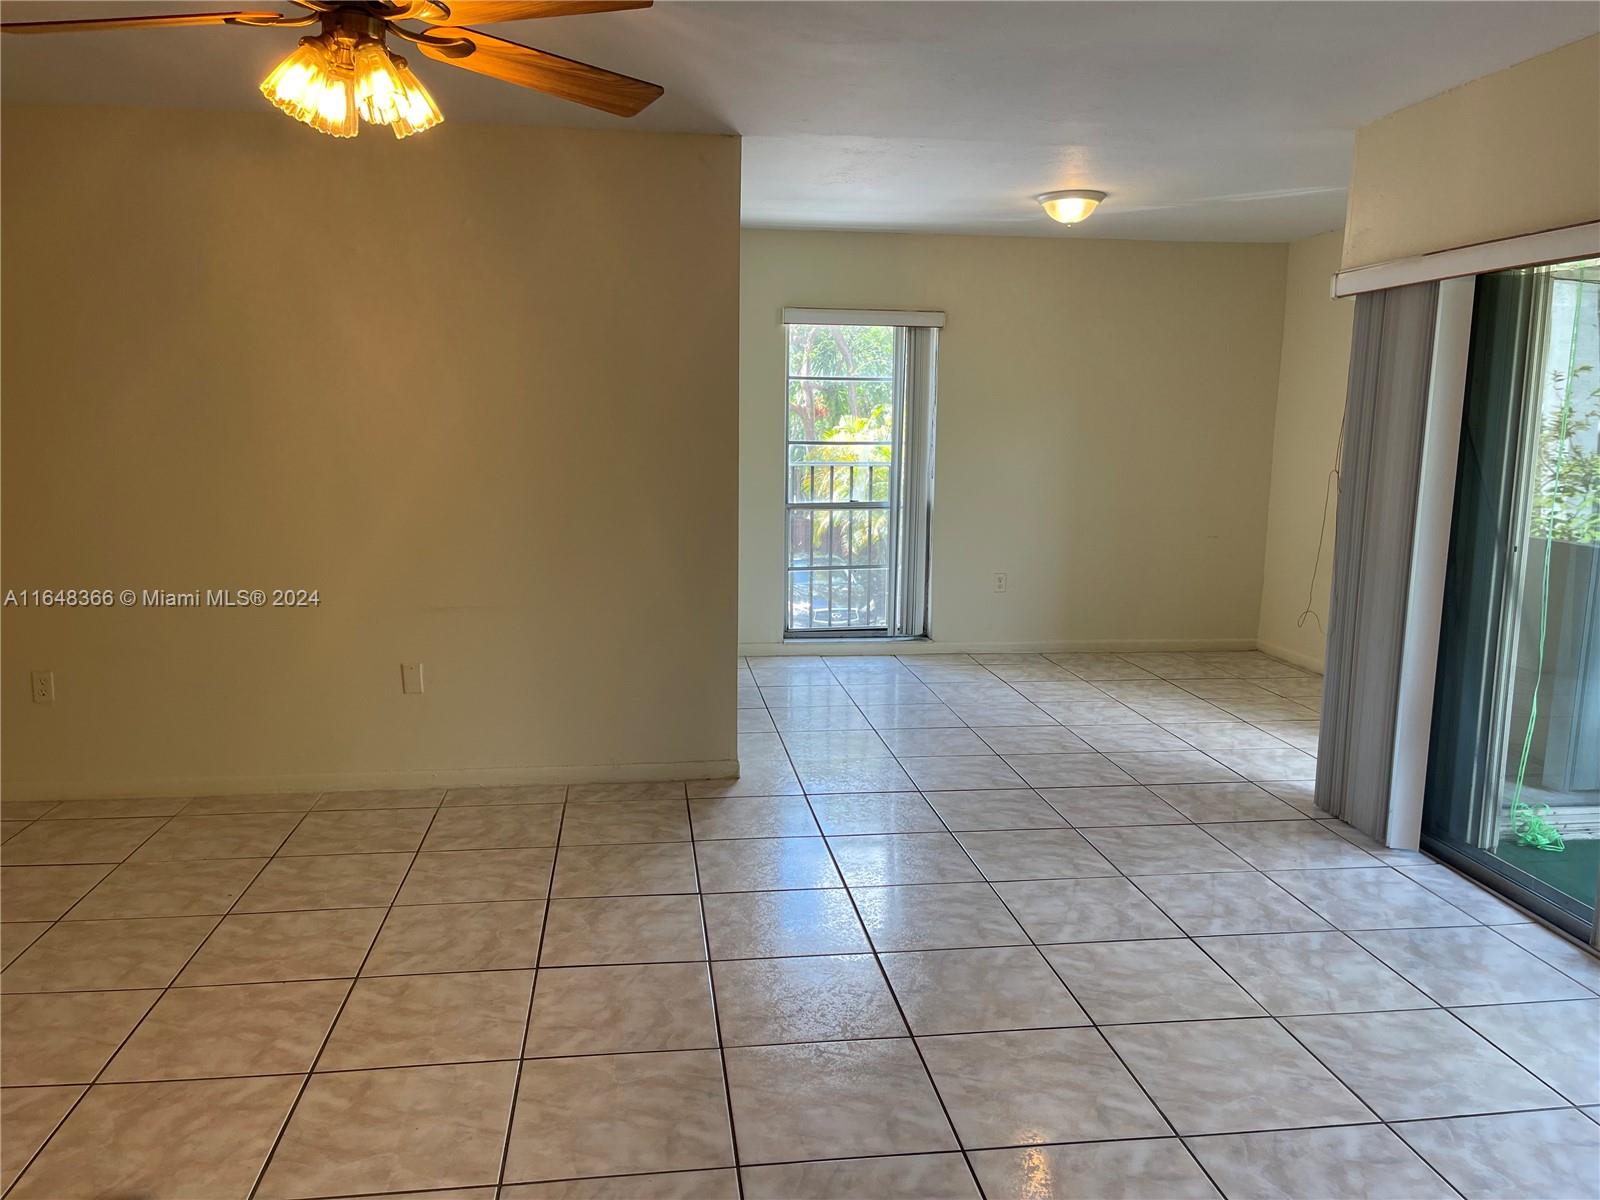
[1317,282,1440,838]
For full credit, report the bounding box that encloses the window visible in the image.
[782,309,940,636]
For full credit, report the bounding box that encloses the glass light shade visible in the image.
[312,56,359,138]
[389,56,443,139]
[260,39,328,123]
[1037,189,1107,225]
[354,40,406,126]
[263,37,440,140]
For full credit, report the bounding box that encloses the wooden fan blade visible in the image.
[0,10,281,34]
[403,2,650,24]
[416,26,662,117]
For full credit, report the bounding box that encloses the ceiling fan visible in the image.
[0,1,664,138]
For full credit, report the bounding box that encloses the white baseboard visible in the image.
[1253,640,1327,674]
[2,759,741,804]
[738,636,1262,657]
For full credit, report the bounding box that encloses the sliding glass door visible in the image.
[1424,258,1600,941]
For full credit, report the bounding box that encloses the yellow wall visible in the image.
[1344,34,1600,270]
[1256,231,1355,671]
[2,105,741,800]
[739,230,1289,651]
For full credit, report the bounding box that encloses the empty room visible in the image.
[2,2,1598,1197]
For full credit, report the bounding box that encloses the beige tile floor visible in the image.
[3,649,1599,1199]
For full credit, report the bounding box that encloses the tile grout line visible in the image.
[795,656,990,1199]
[1480,922,1600,994]
[492,787,569,1197]
[244,794,452,1200]
[691,781,748,1200]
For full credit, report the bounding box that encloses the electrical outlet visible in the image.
[30,670,54,705]
[993,573,1008,594]
[400,663,424,695]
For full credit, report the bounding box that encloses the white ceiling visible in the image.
[3,1,1595,240]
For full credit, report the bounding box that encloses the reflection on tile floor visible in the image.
[3,649,1599,1199]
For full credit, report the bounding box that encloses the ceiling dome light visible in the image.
[1037,189,1107,225]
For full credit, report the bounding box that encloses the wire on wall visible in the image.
[1296,414,1346,636]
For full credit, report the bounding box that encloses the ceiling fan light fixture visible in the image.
[1037,189,1107,225]
[261,28,441,139]
[7,2,660,138]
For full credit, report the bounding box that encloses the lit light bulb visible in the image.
[1036,189,1107,225]
[389,56,443,139]
[260,38,328,123]
[354,40,406,125]
[313,42,359,138]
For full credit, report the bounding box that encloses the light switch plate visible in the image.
[400,663,424,695]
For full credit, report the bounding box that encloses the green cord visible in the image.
[1507,274,1588,852]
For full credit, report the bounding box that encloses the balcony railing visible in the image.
[786,457,894,631]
